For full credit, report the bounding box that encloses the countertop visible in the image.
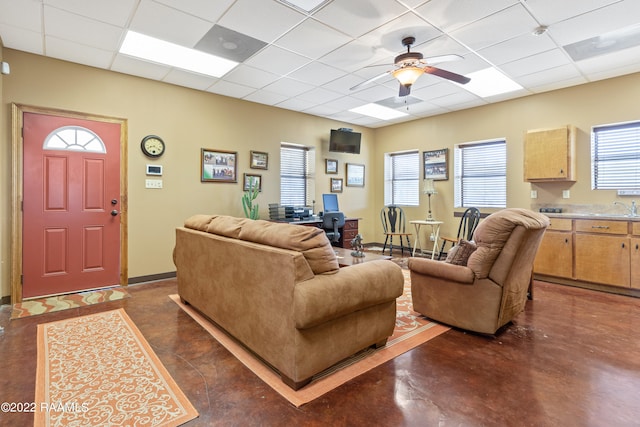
[541,212,640,221]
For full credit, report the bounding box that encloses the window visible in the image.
[454,139,506,208]
[280,143,315,206]
[384,150,419,206]
[44,126,106,153]
[592,121,640,190]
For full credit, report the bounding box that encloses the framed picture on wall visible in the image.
[250,150,268,170]
[243,173,262,192]
[201,149,237,182]
[346,163,365,187]
[325,159,338,174]
[330,177,343,193]
[423,148,448,181]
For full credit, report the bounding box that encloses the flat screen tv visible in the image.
[329,129,361,154]
[322,193,339,213]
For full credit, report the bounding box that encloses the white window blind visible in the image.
[384,150,419,206]
[454,139,506,208]
[592,121,640,190]
[280,143,315,206]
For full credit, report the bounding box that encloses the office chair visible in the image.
[322,212,345,245]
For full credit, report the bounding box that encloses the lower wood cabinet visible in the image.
[574,234,629,287]
[534,216,640,292]
[339,219,359,249]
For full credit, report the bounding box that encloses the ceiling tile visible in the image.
[262,77,315,97]
[523,0,622,26]
[244,45,311,76]
[0,24,44,54]
[128,0,213,47]
[479,33,558,66]
[0,0,42,31]
[45,36,114,68]
[275,18,352,59]
[111,54,171,80]
[44,5,123,51]
[162,69,218,91]
[450,4,540,50]
[416,0,520,32]
[45,0,136,27]
[313,0,407,38]
[153,0,235,23]
[219,0,305,43]
[288,61,346,85]
[243,89,290,105]
[207,80,256,98]
[223,64,280,88]
[276,97,317,111]
[296,87,343,103]
[500,48,573,78]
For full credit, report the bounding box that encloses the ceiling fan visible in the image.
[350,36,471,97]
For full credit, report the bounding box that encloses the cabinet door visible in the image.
[524,126,575,181]
[632,237,640,290]
[575,234,629,287]
[534,231,573,278]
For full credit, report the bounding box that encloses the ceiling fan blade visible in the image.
[423,54,464,65]
[399,83,411,97]
[349,71,391,90]
[424,66,471,84]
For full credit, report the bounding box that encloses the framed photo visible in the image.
[423,148,449,181]
[201,149,237,182]
[243,173,262,192]
[330,177,343,193]
[346,163,365,187]
[250,150,268,170]
[325,158,338,174]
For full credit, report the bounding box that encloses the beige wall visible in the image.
[0,49,375,298]
[374,72,640,240]
[2,46,640,299]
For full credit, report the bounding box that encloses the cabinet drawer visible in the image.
[343,229,358,241]
[343,219,358,231]
[575,219,627,235]
[548,218,572,231]
[633,222,640,236]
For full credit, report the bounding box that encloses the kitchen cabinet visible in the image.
[524,125,576,181]
[533,218,573,278]
[534,216,640,294]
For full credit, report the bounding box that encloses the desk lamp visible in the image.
[423,179,437,221]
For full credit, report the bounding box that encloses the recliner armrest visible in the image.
[408,258,475,284]
[294,260,404,330]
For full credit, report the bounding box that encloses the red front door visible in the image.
[22,112,122,299]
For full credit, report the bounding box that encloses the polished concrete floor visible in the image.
[1,276,640,427]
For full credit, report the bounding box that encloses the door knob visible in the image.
[111,210,119,216]
[111,199,118,205]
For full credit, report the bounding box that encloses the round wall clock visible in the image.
[140,135,165,158]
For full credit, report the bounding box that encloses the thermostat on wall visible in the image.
[146,164,163,176]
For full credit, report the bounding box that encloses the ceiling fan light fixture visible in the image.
[392,66,424,86]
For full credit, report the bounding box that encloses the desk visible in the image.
[410,220,443,259]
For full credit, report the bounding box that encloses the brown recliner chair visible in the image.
[408,208,549,334]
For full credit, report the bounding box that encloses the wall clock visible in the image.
[140,135,165,158]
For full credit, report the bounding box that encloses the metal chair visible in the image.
[381,205,411,256]
[322,212,345,245]
[438,207,481,259]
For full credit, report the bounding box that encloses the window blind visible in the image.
[454,140,506,208]
[384,150,419,206]
[280,144,314,206]
[592,121,640,190]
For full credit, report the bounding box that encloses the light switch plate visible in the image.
[530,190,538,199]
[562,190,570,199]
[145,179,163,189]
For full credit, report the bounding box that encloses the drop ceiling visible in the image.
[1,0,640,128]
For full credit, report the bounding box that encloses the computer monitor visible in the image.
[322,193,339,212]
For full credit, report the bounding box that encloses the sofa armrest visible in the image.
[407,258,475,284]
[294,260,404,330]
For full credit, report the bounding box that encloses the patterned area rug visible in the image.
[170,269,449,407]
[35,309,198,426]
[11,287,130,319]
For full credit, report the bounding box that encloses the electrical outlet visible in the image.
[562,190,570,199]
[429,233,435,241]
[531,190,538,199]
[145,179,163,189]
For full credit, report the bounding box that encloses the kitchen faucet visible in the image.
[614,200,637,216]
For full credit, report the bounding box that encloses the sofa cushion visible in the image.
[184,214,215,232]
[239,219,339,275]
[445,239,477,266]
[206,215,247,239]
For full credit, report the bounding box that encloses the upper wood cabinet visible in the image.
[524,125,576,181]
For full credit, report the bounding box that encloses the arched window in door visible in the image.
[43,126,107,153]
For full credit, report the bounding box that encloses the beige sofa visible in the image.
[173,214,404,390]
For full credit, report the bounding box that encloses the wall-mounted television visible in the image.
[329,129,361,154]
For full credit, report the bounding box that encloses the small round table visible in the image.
[409,220,443,259]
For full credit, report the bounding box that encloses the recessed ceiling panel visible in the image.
[195,25,267,63]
